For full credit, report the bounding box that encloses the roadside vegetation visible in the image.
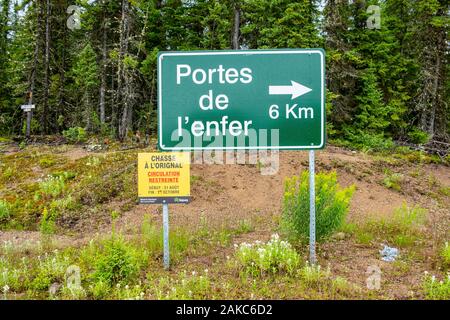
[0,138,449,300]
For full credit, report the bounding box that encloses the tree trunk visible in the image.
[25,0,41,137]
[99,5,108,125]
[57,6,66,133]
[41,0,50,134]
[118,0,131,141]
[232,3,240,50]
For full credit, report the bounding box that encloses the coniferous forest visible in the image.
[0,0,448,148]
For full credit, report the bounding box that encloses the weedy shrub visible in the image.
[339,131,395,152]
[40,208,56,235]
[141,217,189,260]
[50,195,76,212]
[422,273,450,300]
[440,242,450,270]
[153,271,210,300]
[39,157,55,168]
[110,283,146,300]
[408,128,430,144]
[30,250,71,291]
[38,175,66,198]
[86,156,101,167]
[89,279,110,299]
[63,127,87,143]
[282,171,355,242]
[382,170,404,191]
[0,257,27,292]
[299,264,331,288]
[93,236,147,286]
[381,203,425,235]
[352,203,426,247]
[2,166,15,181]
[0,200,10,223]
[331,276,356,296]
[236,219,255,234]
[235,234,301,277]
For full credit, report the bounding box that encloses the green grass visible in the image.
[440,242,450,270]
[344,203,427,247]
[140,216,190,261]
[0,200,11,222]
[422,273,450,300]
[382,170,404,191]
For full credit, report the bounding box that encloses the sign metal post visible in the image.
[162,202,170,269]
[309,150,316,265]
[20,104,35,138]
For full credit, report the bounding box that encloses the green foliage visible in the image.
[0,0,447,143]
[282,171,355,242]
[141,216,189,260]
[153,271,210,300]
[235,234,301,277]
[390,204,427,235]
[0,199,10,222]
[408,128,430,144]
[422,273,450,300]
[63,127,87,144]
[38,175,66,198]
[342,130,395,152]
[93,236,147,286]
[299,264,331,288]
[39,207,56,235]
[440,242,450,270]
[21,118,39,136]
[39,157,55,168]
[72,43,99,89]
[382,170,404,191]
[350,203,427,247]
[30,250,71,291]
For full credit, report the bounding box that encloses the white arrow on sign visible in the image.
[269,81,312,100]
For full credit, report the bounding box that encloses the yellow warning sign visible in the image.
[138,152,190,204]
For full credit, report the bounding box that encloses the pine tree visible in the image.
[71,43,99,131]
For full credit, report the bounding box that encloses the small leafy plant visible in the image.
[235,234,301,277]
[422,272,450,300]
[63,127,87,143]
[93,236,147,286]
[382,170,404,191]
[30,250,71,291]
[40,207,56,235]
[441,242,450,270]
[154,271,210,300]
[0,200,10,223]
[299,264,331,288]
[38,175,66,198]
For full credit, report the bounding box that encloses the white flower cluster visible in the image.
[235,234,300,276]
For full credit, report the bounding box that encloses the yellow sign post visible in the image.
[138,152,190,269]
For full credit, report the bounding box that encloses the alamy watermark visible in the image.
[169,128,280,175]
[366,265,382,290]
[67,5,81,31]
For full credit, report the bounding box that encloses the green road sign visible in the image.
[158,49,325,151]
